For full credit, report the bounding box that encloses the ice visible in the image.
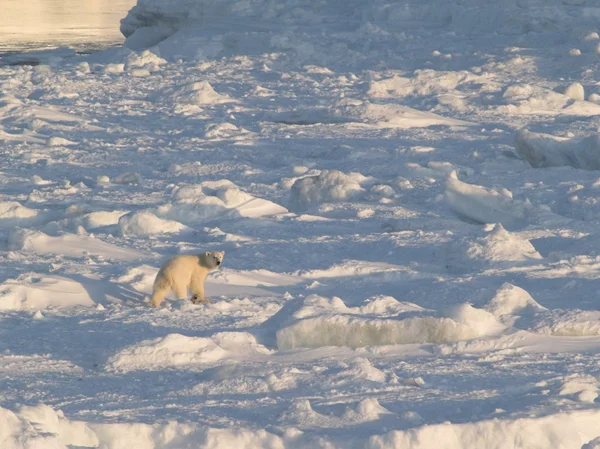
[0,201,43,228]
[275,295,503,350]
[565,82,585,101]
[485,283,547,322]
[515,129,600,170]
[444,171,527,228]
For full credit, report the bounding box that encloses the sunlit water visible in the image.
[0,0,137,56]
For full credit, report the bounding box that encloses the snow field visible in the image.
[3,0,600,447]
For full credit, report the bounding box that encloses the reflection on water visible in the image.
[0,0,137,54]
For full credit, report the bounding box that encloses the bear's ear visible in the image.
[221,251,225,255]
[205,251,210,257]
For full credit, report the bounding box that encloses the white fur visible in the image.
[149,251,225,307]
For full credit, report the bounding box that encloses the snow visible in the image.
[2,0,600,447]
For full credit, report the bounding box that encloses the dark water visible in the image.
[0,0,137,56]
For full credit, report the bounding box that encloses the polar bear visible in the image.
[149,251,225,307]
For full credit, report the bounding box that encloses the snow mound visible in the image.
[482,283,600,337]
[0,201,43,228]
[0,404,98,449]
[8,228,147,261]
[81,210,129,230]
[118,210,188,236]
[445,224,542,272]
[515,129,600,170]
[125,49,167,69]
[332,99,472,129]
[107,332,272,372]
[343,398,392,422]
[500,84,600,116]
[0,274,94,310]
[289,170,367,212]
[275,295,503,350]
[445,171,527,228]
[158,180,287,223]
[336,357,387,383]
[484,283,547,325]
[173,81,235,106]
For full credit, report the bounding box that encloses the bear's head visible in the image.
[204,251,225,269]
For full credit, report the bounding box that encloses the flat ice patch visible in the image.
[107,332,273,372]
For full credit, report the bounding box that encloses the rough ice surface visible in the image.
[3,0,600,447]
[289,170,368,212]
[515,129,600,170]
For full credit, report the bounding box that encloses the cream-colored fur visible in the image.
[149,251,225,307]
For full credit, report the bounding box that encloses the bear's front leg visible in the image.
[190,277,210,303]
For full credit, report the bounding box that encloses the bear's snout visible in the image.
[216,261,221,265]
